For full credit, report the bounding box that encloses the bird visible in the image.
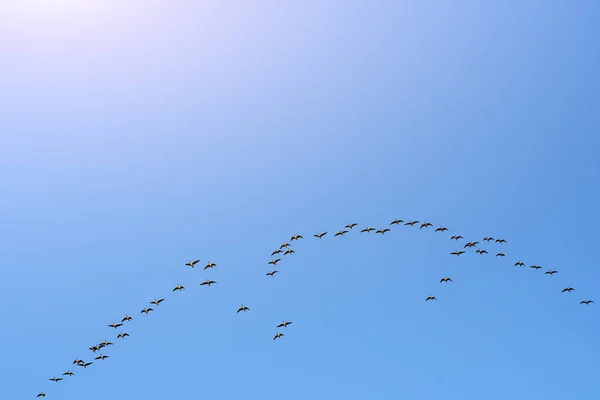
[280,243,291,249]
[440,277,452,283]
[268,258,281,266]
[273,332,284,340]
[360,227,375,233]
[580,300,594,305]
[107,323,122,329]
[173,284,185,292]
[266,270,278,277]
[545,270,558,275]
[420,222,433,229]
[100,340,113,347]
[122,315,133,323]
[495,238,507,243]
[345,223,358,229]
[89,345,100,353]
[334,230,349,237]
[185,259,200,268]
[290,234,303,241]
[271,249,282,256]
[117,332,129,339]
[530,265,542,270]
[95,354,109,361]
[237,305,250,313]
[450,250,465,256]
[204,262,217,270]
[79,362,93,368]
[49,377,63,382]
[514,261,525,267]
[476,249,488,255]
[450,235,463,240]
[62,370,74,376]
[150,298,164,306]
[435,226,449,232]
[405,221,419,226]
[425,295,437,301]
[390,218,404,225]
[376,228,390,235]
[496,252,505,257]
[141,308,153,314]
[464,241,479,248]
[200,279,217,286]
[483,237,494,242]
[73,359,84,365]
[37,393,46,397]
[284,248,295,255]
[277,321,293,328]
[561,287,575,293]
[313,232,327,239]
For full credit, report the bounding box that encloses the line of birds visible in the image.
[35,217,593,398]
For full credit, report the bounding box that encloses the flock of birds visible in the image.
[35,217,594,397]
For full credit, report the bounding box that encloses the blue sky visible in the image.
[1,1,599,399]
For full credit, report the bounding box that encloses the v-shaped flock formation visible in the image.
[35,217,594,397]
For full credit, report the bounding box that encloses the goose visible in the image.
[150,298,164,306]
[483,237,494,242]
[271,249,283,256]
[95,354,109,361]
[360,227,375,233]
[79,362,93,368]
[37,393,46,397]
[277,321,292,328]
[545,270,558,275]
[425,295,437,301]
[420,222,433,229]
[530,265,542,270]
[345,223,358,229]
[435,226,449,232]
[73,359,84,365]
[62,370,74,376]
[476,249,488,255]
[561,287,575,293]
[514,261,525,267]
[237,305,250,313]
[89,345,100,353]
[334,230,349,237]
[404,221,419,227]
[313,232,327,239]
[464,241,479,248]
[107,323,122,329]
[269,258,281,266]
[100,340,113,347]
[284,248,295,255]
[495,238,506,243]
[376,228,390,235]
[280,243,291,249]
[440,277,452,283]
[117,332,130,339]
[273,332,285,340]
[450,235,463,240]
[389,218,404,225]
[204,262,216,270]
[122,315,133,323]
[97,343,106,349]
[173,284,185,292]
[49,377,62,382]
[496,252,505,257]
[290,234,303,241]
[266,270,278,277]
[580,300,594,305]
[185,259,200,268]
[141,308,153,314]
[200,279,217,286]
[450,251,465,256]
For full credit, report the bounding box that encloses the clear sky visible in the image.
[1,1,599,399]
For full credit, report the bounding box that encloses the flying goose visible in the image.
[530,265,542,270]
[514,261,525,267]
[280,243,291,250]
[277,321,292,328]
[89,345,100,353]
[79,361,93,368]
[100,340,113,347]
[435,226,448,232]
[561,287,575,293]
[376,228,390,235]
[420,222,433,229]
[73,359,84,365]
[37,393,46,397]
[290,234,303,241]
[268,258,281,266]
[185,260,200,268]
[200,279,217,286]
[107,323,122,329]
[237,305,250,313]
[404,221,419,226]
[141,308,153,314]
[150,298,164,306]
[464,241,479,248]
[334,230,349,237]
[204,262,216,270]
[496,252,505,257]
[62,370,74,376]
[345,223,358,229]
[122,315,133,323]
[49,377,62,382]
[95,354,109,361]
[266,270,278,277]
[425,295,437,301]
[117,332,129,339]
[545,270,558,275]
[495,238,506,243]
[440,277,452,283]
[450,251,465,256]
[450,235,463,240]
[273,332,285,340]
[173,284,185,292]
[313,232,327,239]
[580,300,594,305]
[271,249,283,256]
[283,248,295,255]
[360,227,375,233]
[476,249,488,255]
[483,237,494,242]
[389,218,404,225]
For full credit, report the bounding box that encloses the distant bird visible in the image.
[89,345,100,353]
[237,305,250,313]
[100,340,113,347]
[405,221,419,227]
[269,258,281,266]
[277,321,292,328]
[280,243,291,249]
[122,315,133,323]
[561,287,575,293]
[476,249,488,255]
[450,235,463,240]
[49,377,62,382]
[173,284,185,292]
[150,298,164,306]
[334,230,349,237]
[530,265,542,270]
[464,241,479,248]
[580,300,594,305]
[545,270,558,275]
[496,252,505,257]
[514,261,525,267]
[360,227,375,233]
[141,308,153,314]
[204,262,217,270]
[79,362,93,368]
[495,238,506,243]
[95,354,109,361]
[73,359,84,365]
[450,250,465,256]
[107,323,122,329]
[390,218,404,225]
[62,370,74,376]
[97,343,106,349]
[117,332,129,339]
[37,393,46,397]
[425,295,437,301]
[440,277,452,283]
[345,223,358,229]
[185,260,200,268]
[271,249,282,256]
[376,228,390,235]
[435,226,448,232]
[290,234,303,241]
[273,332,284,340]
[420,222,433,229]
[483,237,494,242]
[200,279,217,286]
[284,248,295,255]
[313,232,327,239]
[266,270,278,277]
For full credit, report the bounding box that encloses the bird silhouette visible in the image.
[514,261,525,267]
[141,308,153,314]
[450,251,465,256]
[173,284,185,292]
[117,332,130,339]
[345,223,358,229]
[268,258,281,266]
[580,300,594,305]
[390,218,404,225]
[290,234,303,241]
[440,277,452,283]
[280,243,291,249]
[313,232,327,239]
[200,280,217,287]
[150,298,164,306]
[284,248,295,255]
[405,221,419,227]
[271,249,283,256]
[450,235,463,240]
[476,249,488,255]
[561,287,575,293]
[545,270,558,275]
[420,222,433,229]
[376,228,390,235]
[530,265,542,270]
[237,305,250,313]
[425,295,437,301]
[334,230,349,237]
[107,323,122,329]
[204,262,217,270]
[495,238,506,243]
[273,332,285,340]
[435,227,449,232]
[62,370,74,376]
[496,252,505,257]
[95,354,109,361]
[185,260,200,268]
[483,237,494,242]
[277,321,292,328]
[121,315,133,323]
[266,270,278,277]
[360,227,375,233]
[49,377,62,382]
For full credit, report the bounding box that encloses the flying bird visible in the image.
[95,354,109,361]
[420,222,433,229]
[141,308,153,314]
[204,262,217,270]
[464,241,479,248]
[483,237,494,242]
[271,249,282,256]
[122,315,133,323]
[200,279,217,286]
[435,226,448,232]
[89,345,100,353]
[107,323,122,329]
[561,287,575,293]
[37,393,46,397]
[496,252,505,257]
[450,235,463,240]
[185,260,200,268]
[280,243,291,249]
[117,332,129,339]
[530,265,542,270]
[376,228,390,235]
[277,321,293,328]
[313,232,327,239]
[99,340,113,347]
[284,248,295,255]
[440,277,452,283]
[476,249,488,255]
[79,362,93,368]
[173,284,185,292]
[360,227,375,233]
[290,234,303,241]
[266,270,278,277]
[495,239,506,243]
[62,370,74,376]
[73,359,84,365]
[49,377,62,382]
[237,305,250,313]
[150,298,164,306]
[345,223,358,229]
[450,251,465,256]
[269,258,281,266]
[390,218,404,225]
[580,300,594,305]
[514,261,525,267]
[404,221,419,226]
[273,332,285,340]
[334,230,349,237]
[425,295,437,301]
[545,270,558,275]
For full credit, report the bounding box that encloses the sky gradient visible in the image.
[1,1,599,399]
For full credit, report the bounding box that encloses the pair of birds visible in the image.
[185,260,217,269]
[475,249,505,257]
[273,321,293,340]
